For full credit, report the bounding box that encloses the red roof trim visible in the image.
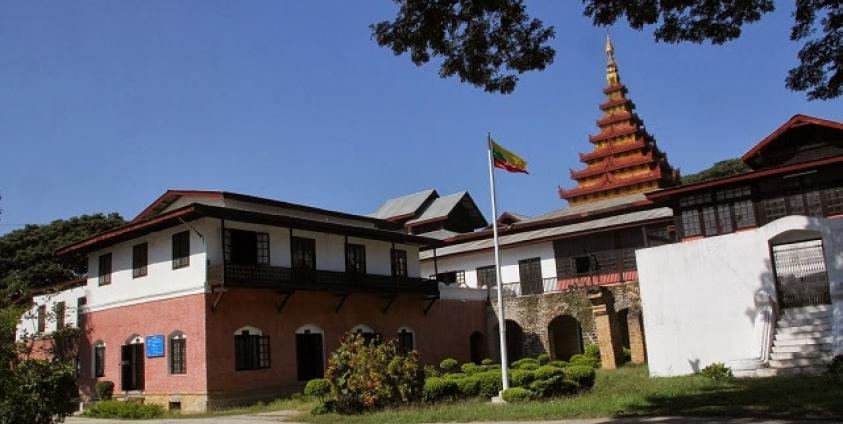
[132,190,223,222]
[647,155,843,201]
[741,115,843,163]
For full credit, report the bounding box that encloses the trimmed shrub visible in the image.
[533,365,564,381]
[443,372,466,380]
[84,401,164,419]
[461,363,483,374]
[569,354,600,369]
[304,378,330,400]
[480,358,495,366]
[454,376,481,397]
[563,365,596,390]
[423,377,459,402]
[536,353,550,365]
[475,371,504,398]
[95,381,115,401]
[501,387,533,402]
[530,375,577,398]
[424,365,441,378]
[584,344,600,359]
[548,360,569,368]
[701,362,734,381]
[439,358,459,374]
[509,369,535,387]
[511,358,539,370]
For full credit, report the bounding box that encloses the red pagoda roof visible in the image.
[579,139,648,162]
[570,153,656,180]
[600,97,633,111]
[596,111,638,127]
[560,168,665,200]
[588,125,640,143]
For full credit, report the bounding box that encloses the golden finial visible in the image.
[605,33,619,85]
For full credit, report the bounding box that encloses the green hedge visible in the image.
[94,381,114,401]
[509,369,535,387]
[461,363,483,374]
[423,377,459,402]
[84,401,164,419]
[501,387,532,403]
[439,358,459,373]
[563,365,596,390]
[533,365,564,380]
[304,378,330,399]
[511,358,539,370]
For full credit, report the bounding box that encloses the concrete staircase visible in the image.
[759,304,833,376]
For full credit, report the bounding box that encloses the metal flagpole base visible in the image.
[490,394,508,404]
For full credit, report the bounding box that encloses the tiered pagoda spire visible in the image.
[558,35,679,206]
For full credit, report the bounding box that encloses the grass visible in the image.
[298,366,843,423]
[167,397,315,419]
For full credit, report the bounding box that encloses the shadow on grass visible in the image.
[618,374,843,421]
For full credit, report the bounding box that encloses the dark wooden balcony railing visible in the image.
[207,263,438,296]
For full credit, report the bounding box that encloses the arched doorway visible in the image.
[769,231,831,309]
[547,315,583,361]
[295,325,324,381]
[616,308,631,352]
[495,320,523,364]
[121,334,144,391]
[469,331,485,364]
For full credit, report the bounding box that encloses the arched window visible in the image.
[93,340,106,378]
[169,331,187,375]
[295,325,325,381]
[397,327,415,354]
[234,326,270,371]
[351,324,378,345]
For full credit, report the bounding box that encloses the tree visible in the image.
[373,0,842,100]
[681,158,751,185]
[0,213,125,307]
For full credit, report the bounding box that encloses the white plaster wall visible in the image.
[637,215,843,377]
[85,219,212,312]
[16,285,87,340]
[420,241,556,287]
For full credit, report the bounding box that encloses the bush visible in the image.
[501,387,533,402]
[304,378,330,400]
[95,380,115,401]
[511,358,539,370]
[475,371,504,398]
[1,359,79,424]
[530,375,577,398]
[622,347,632,363]
[563,365,596,390]
[461,363,483,374]
[423,365,441,378]
[423,377,459,402]
[584,344,600,359]
[439,358,459,374]
[454,376,481,397]
[481,358,495,366]
[701,362,734,381]
[443,372,466,380]
[325,334,425,413]
[569,354,600,369]
[509,369,535,387]
[828,354,843,384]
[533,365,564,381]
[84,401,164,419]
[536,353,550,365]
[548,360,569,368]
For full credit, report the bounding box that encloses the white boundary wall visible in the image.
[636,215,843,376]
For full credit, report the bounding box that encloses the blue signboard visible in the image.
[145,335,165,358]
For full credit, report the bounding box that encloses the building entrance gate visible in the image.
[772,239,831,309]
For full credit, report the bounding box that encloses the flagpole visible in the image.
[487,132,510,396]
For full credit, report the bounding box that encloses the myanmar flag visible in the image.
[491,139,528,174]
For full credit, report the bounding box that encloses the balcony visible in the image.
[496,271,639,298]
[207,263,439,296]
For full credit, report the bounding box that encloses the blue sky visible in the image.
[0,1,840,234]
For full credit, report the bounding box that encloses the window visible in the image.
[55,302,66,330]
[132,243,148,278]
[292,237,316,282]
[345,244,366,277]
[77,297,86,324]
[518,257,543,295]
[37,304,46,334]
[224,229,270,265]
[805,190,823,216]
[169,333,186,374]
[234,330,270,371]
[98,253,112,286]
[716,204,733,233]
[680,209,702,237]
[391,249,408,278]
[825,187,843,215]
[763,197,787,221]
[733,200,756,228]
[435,270,465,286]
[701,206,718,236]
[94,342,106,377]
[172,231,190,269]
[397,328,415,354]
[715,186,751,201]
[476,265,497,287]
[788,194,805,215]
[573,255,597,275]
[679,193,712,207]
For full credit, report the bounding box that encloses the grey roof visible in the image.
[406,192,468,224]
[369,189,437,220]
[526,193,648,222]
[417,229,462,240]
[420,207,672,259]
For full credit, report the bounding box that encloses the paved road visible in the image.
[65,413,842,424]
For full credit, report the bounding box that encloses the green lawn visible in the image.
[297,366,843,424]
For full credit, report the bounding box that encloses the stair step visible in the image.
[782,305,831,315]
[775,330,831,340]
[776,323,832,335]
[771,343,832,353]
[756,366,826,377]
[777,317,832,327]
[773,335,832,346]
[770,351,833,361]
[782,311,832,321]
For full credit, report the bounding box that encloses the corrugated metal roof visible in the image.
[406,192,467,224]
[369,189,437,220]
[527,193,648,222]
[417,229,462,240]
[420,207,672,259]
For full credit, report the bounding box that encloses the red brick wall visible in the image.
[78,293,208,398]
[204,288,488,393]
